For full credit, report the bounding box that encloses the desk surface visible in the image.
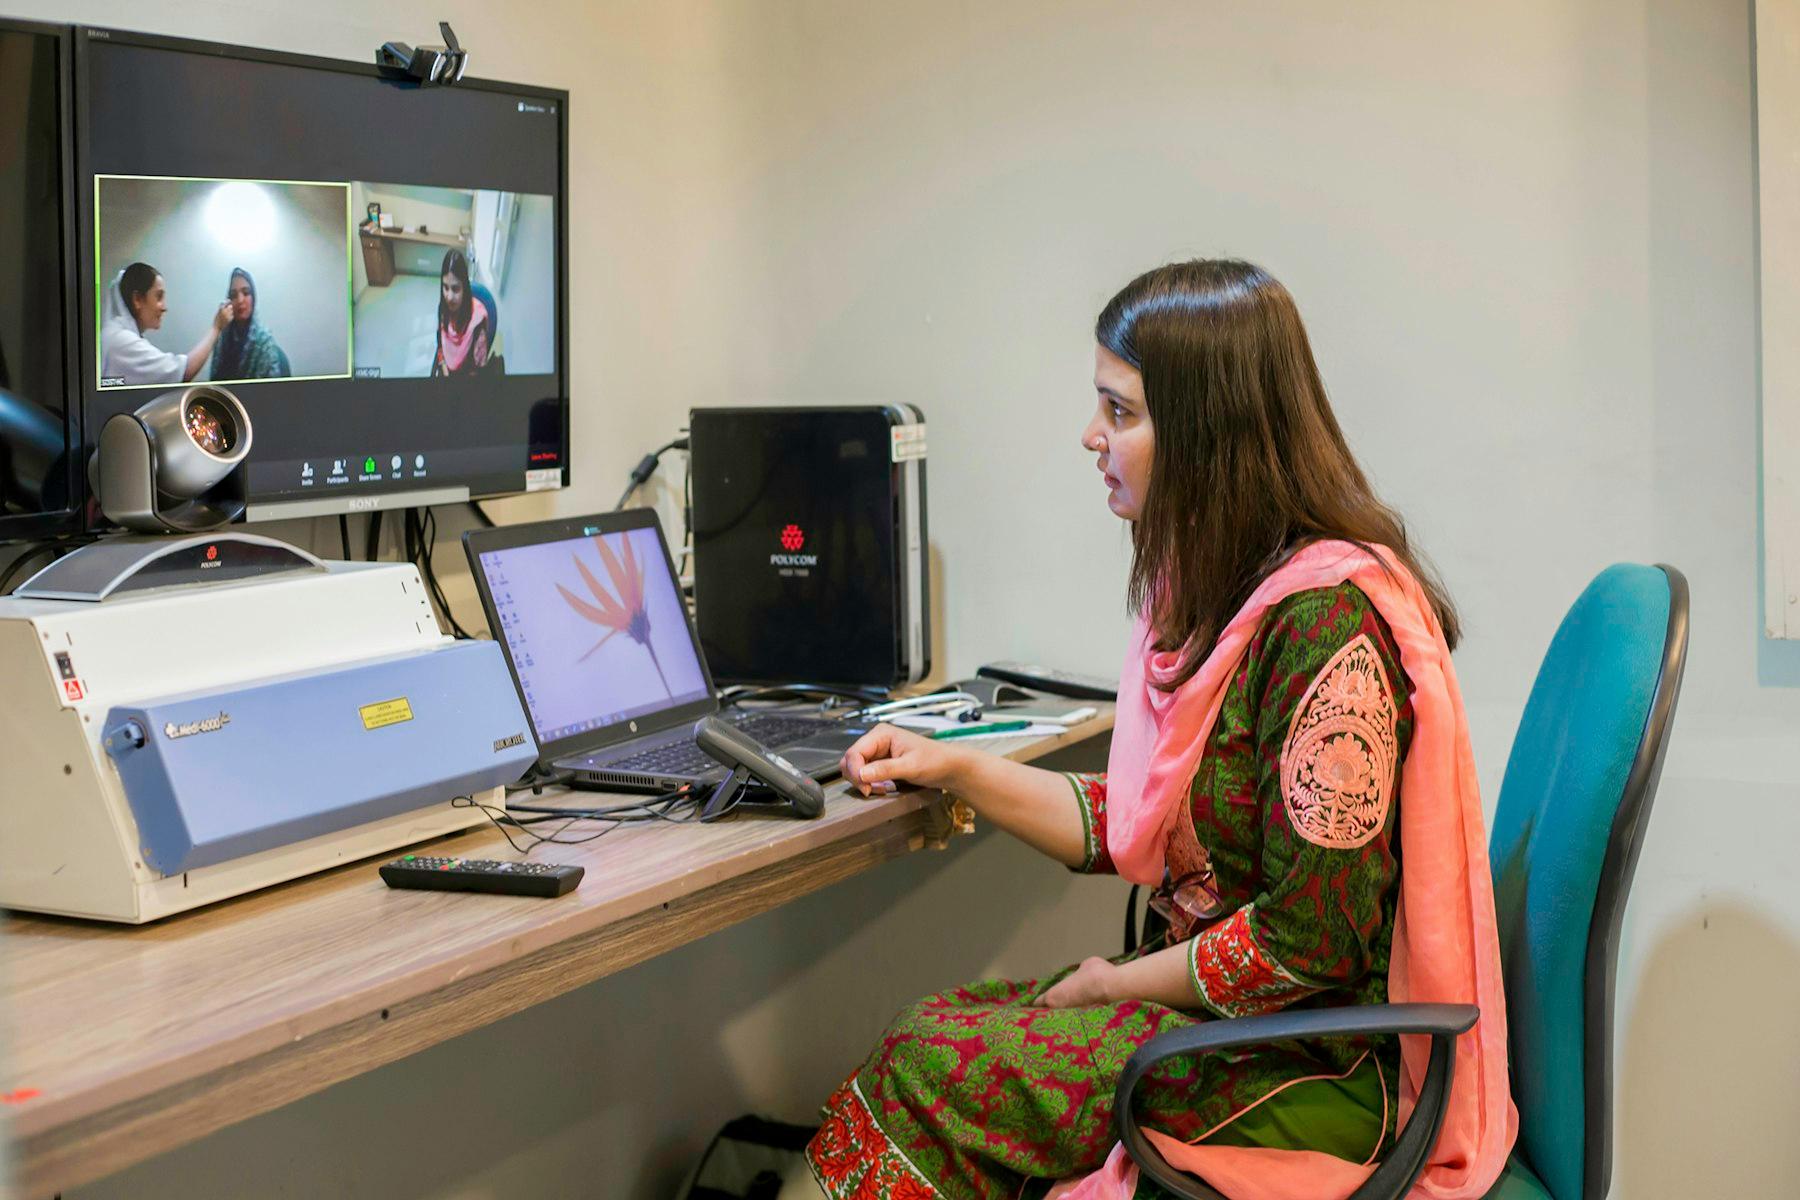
[361,226,464,246]
[1,711,1111,1197]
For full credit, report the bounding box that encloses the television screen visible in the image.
[0,21,77,541]
[75,28,568,519]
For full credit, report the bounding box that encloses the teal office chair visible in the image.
[1113,563,1690,1200]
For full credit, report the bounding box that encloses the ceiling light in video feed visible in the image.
[205,181,276,254]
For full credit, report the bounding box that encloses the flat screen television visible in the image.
[0,19,79,543]
[74,26,570,522]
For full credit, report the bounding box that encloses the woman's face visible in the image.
[441,271,465,318]
[228,276,254,322]
[1081,343,1154,520]
[133,276,168,331]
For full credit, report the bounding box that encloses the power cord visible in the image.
[452,785,711,854]
[720,683,890,710]
[406,506,475,639]
[615,436,689,511]
[506,765,577,795]
[0,534,99,596]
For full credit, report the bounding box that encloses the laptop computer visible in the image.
[463,509,871,791]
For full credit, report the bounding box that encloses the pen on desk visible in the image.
[930,720,1031,740]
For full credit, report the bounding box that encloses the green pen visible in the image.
[930,719,1032,740]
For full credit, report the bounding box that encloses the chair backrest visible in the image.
[1487,564,1688,1200]
[470,281,499,342]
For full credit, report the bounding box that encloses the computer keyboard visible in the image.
[728,711,836,745]
[605,711,835,777]
[608,741,719,776]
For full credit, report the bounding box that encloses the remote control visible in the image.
[977,660,1117,702]
[379,854,584,898]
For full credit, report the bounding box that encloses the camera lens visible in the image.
[184,396,237,457]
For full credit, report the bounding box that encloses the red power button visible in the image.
[64,679,84,701]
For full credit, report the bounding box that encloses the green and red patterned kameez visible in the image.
[806,582,1416,1200]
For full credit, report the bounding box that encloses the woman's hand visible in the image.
[1033,957,1121,1008]
[212,302,232,332]
[841,724,974,797]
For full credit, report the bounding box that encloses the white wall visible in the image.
[1759,0,1800,640]
[4,1,1797,1197]
[500,194,556,376]
[631,0,1800,1194]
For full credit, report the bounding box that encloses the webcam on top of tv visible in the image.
[376,22,468,86]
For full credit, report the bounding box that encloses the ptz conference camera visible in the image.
[376,22,469,86]
[89,385,252,533]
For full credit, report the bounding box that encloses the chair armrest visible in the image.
[1114,1003,1478,1200]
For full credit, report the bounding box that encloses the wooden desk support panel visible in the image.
[1,713,1111,1196]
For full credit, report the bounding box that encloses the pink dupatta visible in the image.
[1059,541,1516,1200]
[439,296,490,374]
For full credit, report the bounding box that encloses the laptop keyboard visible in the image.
[603,711,838,777]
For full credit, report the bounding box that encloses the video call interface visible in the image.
[80,35,567,503]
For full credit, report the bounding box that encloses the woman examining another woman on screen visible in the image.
[210,267,292,382]
[432,249,491,377]
[100,261,230,387]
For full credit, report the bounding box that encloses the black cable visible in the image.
[615,436,689,511]
[506,765,577,794]
[339,514,352,560]
[411,505,474,639]
[0,543,58,595]
[0,535,97,595]
[427,508,475,638]
[453,797,620,854]
[452,788,705,854]
[509,789,697,822]
[468,500,495,528]
[719,683,890,708]
[364,510,383,562]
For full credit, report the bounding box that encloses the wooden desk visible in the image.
[1,711,1111,1197]
[358,226,466,286]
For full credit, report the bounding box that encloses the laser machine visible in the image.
[0,534,537,923]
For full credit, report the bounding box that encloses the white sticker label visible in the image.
[525,468,563,492]
[891,424,928,462]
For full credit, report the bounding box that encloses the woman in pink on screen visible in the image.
[431,248,489,377]
[782,260,1514,1200]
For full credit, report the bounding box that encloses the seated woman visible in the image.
[790,260,1514,1200]
[431,249,490,377]
[209,268,292,382]
[100,262,230,387]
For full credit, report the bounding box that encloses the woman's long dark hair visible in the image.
[438,249,472,332]
[1096,258,1460,689]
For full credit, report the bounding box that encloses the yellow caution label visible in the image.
[359,697,414,730]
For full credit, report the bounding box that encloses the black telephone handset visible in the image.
[692,716,826,821]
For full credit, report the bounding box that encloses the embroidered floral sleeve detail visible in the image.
[1189,906,1322,1019]
[1063,772,1114,874]
[1279,633,1399,851]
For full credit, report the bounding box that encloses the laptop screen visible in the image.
[475,525,711,745]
